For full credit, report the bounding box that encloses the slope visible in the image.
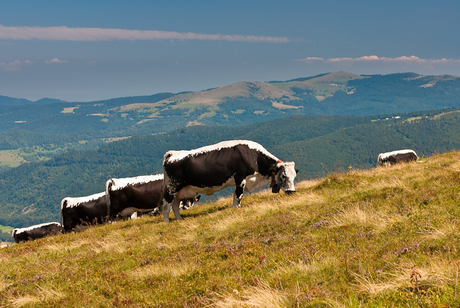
[1,151,459,307]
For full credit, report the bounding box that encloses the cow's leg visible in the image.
[162,200,172,222]
[171,198,183,220]
[232,178,246,207]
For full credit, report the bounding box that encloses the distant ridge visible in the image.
[0,95,33,106]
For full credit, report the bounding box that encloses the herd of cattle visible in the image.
[10,140,417,243]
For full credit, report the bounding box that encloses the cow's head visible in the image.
[60,199,75,232]
[179,195,201,210]
[271,161,298,195]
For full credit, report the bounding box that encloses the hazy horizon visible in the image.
[1,0,459,102]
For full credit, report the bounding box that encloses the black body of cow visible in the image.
[61,192,108,232]
[12,222,63,243]
[161,140,297,222]
[106,177,163,219]
[377,150,418,166]
[106,175,201,220]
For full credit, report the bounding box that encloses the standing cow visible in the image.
[161,140,298,222]
[377,149,418,166]
[12,222,63,243]
[106,174,201,220]
[60,192,107,232]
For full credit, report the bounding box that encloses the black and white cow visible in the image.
[60,192,107,232]
[106,174,201,219]
[377,149,418,166]
[12,222,63,243]
[161,140,298,222]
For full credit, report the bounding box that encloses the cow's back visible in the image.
[13,222,63,243]
[61,192,107,231]
[106,175,163,218]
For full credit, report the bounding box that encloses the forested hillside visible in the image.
[2,72,460,171]
[1,108,460,229]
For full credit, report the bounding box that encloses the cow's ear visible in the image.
[295,169,299,174]
[195,195,201,202]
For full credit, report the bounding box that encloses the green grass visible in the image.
[1,151,460,307]
[0,225,13,233]
[0,146,64,168]
[0,149,26,168]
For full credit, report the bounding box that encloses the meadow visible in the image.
[1,151,460,307]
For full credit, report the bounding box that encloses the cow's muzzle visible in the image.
[284,190,295,196]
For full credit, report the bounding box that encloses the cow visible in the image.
[105,174,201,220]
[60,192,107,232]
[12,222,63,243]
[377,149,418,166]
[160,140,298,222]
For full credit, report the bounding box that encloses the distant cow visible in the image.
[60,192,107,232]
[161,140,298,222]
[12,222,63,243]
[377,149,418,166]
[106,174,201,219]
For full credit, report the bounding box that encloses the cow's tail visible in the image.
[105,179,114,218]
[158,178,167,215]
[59,198,67,226]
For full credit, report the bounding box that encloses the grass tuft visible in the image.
[211,281,289,308]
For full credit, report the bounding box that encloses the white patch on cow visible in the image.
[244,172,271,192]
[378,149,418,161]
[177,177,236,200]
[13,222,62,235]
[107,174,163,191]
[164,140,279,164]
[130,212,138,220]
[60,192,105,210]
[118,207,156,219]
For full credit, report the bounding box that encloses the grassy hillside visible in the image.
[1,151,460,307]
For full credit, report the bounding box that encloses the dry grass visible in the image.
[129,261,198,280]
[422,220,460,240]
[9,286,65,308]
[211,281,289,308]
[329,204,405,234]
[2,151,460,307]
[273,255,340,279]
[0,278,9,293]
[354,259,458,296]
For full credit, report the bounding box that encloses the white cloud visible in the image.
[299,57,324,63]
[0,60,32,71]
[297,55,460,65]
[45,58,68,64]
[0,25,289,43]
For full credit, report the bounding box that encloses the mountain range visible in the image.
[1,71,460,230]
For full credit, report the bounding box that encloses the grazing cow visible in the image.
[60,192,107,232]
[106,174,201,219]
[161,140,298,222]
[377,149,418,166]
[12,222,63,243]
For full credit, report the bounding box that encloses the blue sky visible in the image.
[0,0,459,102]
